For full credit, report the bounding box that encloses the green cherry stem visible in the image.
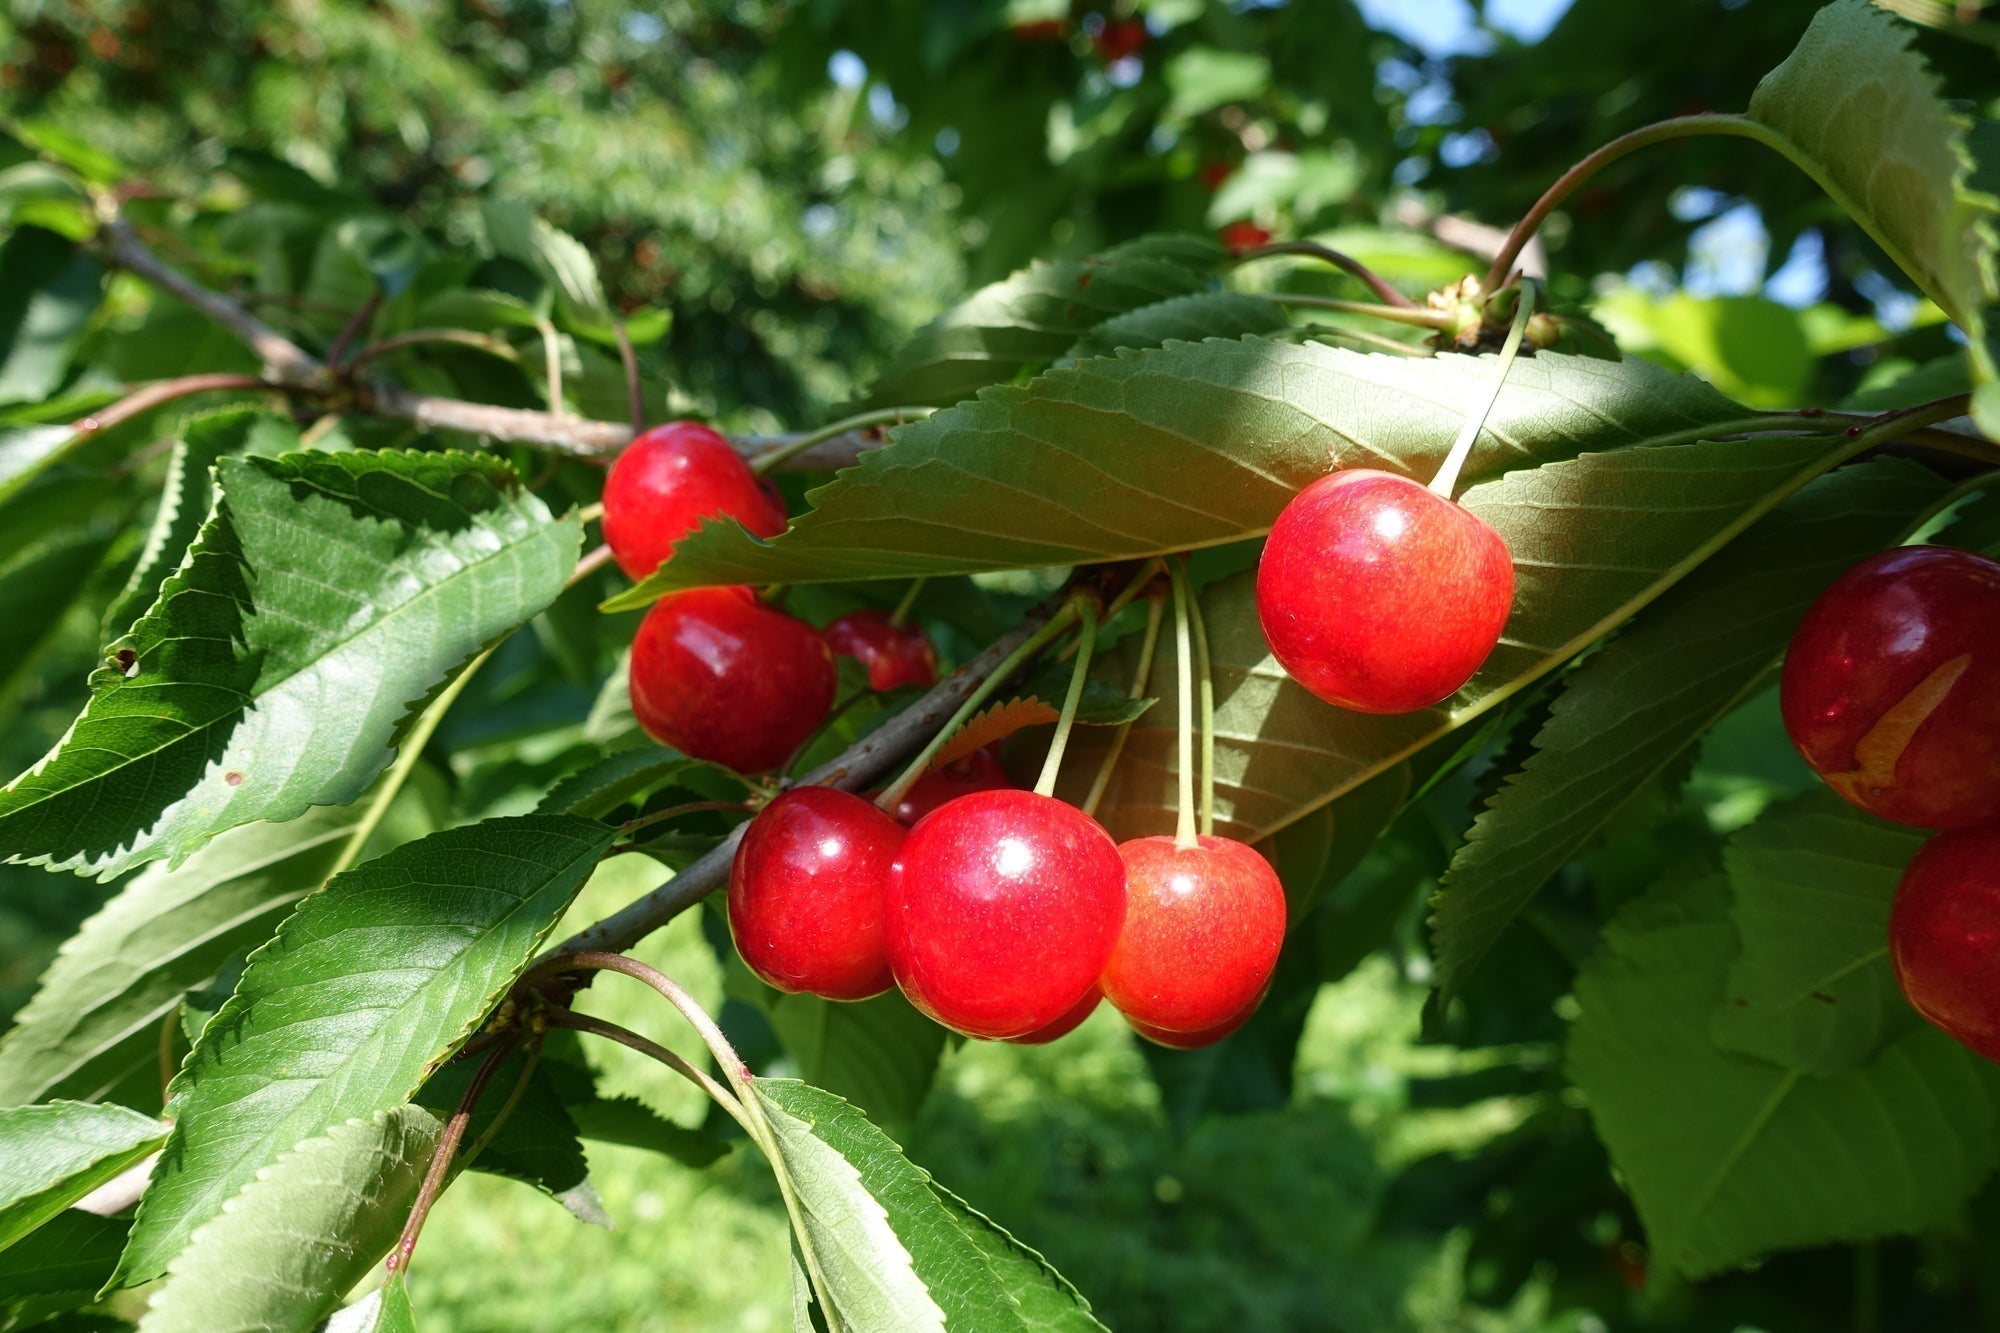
[1081,588,1166,818]
[875,598,1086,812]
[1268,293,1453,330]
[1033,599,1101,799]
[1427,281,1539,501]
[889,576,927,627]
[746,405,937,475]
[1178,558,1217,838]
[1168,561,1197,849]
[1229,240,1419,309]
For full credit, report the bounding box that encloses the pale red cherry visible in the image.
[1099,835,1286,1035]
[629,586,834,773]
[602,421,788,580]
[1127,988,1265,1049]
[823,609,939,691]
[729,787,902,1001]
[1780,545,2000,830]
[1256,468,1513,714]
[883,789,1125,1040]
[1005,987,1102,1046]
[1889,825,2000,1063]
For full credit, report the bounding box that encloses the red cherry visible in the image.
[1092,17,1147,62]
[1099,835,1286,1034]
[823,609,939,692]
[602,421,789,581]
[1889,825,2000,1062]
[1197,160,1235,192]
[1005,986,1102,1046]
[1255,468,1514,714]
[1011,18,1068,41]
[1219,220,1272,255]
[1127,987,1264,1049]
[887,747,1014,826]
[629,586,835,773]
[729,787,902,1001]
[884,790,1126,1039]
[1780,546,2000,829]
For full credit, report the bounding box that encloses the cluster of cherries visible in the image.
[1778,545,2000,1063]
[604,420,1289,1047]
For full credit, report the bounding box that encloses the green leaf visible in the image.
[757,1079,1105,1332]
[0,226,105,406]
[1428,458,1953,1003]
[534,748,694,819]
[0,1101,164,1251]
[482,198,612,333]
[135,1106,441,1333]
[415,1048,589,1207]
[858,244,1222,410]
[101,408,300,637]
[1060,431,1867,845]
[0,1210,127,1303]
[0,523,117,708]
[614,343,1762,607]
[1163,49,1272,122]
[1568,868,2000,1280]
[1747,0,1997,339]
[565,1095,728,1168]
[0,449,581,879]
[114,815,616,1286]
[1060,291,1287,363]
[0,423,76,509]
[1712,791,1929,1073]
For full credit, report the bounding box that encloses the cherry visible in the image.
[729,787,902,1001]
[1127,987,1265,1049]
[1219,220,1272,255]
[1197,160,1235,192]
[1005,986,1102,1046]
[1256,468,1514,714]
[602,421,788,581]
[1099,835,1286,1035]
[629,586,835,773]
[823,609,939,692]
[1889,825,2000,1062]
[886,746,1014,826]
[883,789,1126,1040]
[1780,545,2000,829]
[1092,17,1147,62]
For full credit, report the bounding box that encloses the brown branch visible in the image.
[386,1039,515,1275]
[74,372,278,441]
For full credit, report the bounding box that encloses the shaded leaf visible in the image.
[0,226,104,406]
[115,815,616,1285]
[0,1101,164,1250]
[136,1106,441,1333]
[534,748,695,819]
[1428,458,1953,1003]
[0,450,581,879]
[1061,291,1287,363]
[0,1209,127,1302]
[566,1095,729,1168]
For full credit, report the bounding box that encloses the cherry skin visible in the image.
[629,586,835,773]
[1256,468,1514,714]
[1127,987,1265,1049]
[729,787,903,1001]
[883,789,1126,1040]
[1005,986,1102,1046]
[1219,220,1272,255]
[1099,835,1287,1035]
[602,421,788,581]
[1780,545,2000,829]
[1889,825,2000,1062]
[1092,17,1147,62]
[823,609,939,692]
[887,746,1014,826]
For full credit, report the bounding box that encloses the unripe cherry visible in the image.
[1256,468,1513,714]
[602,421,788,580]
[729,787,902,1001]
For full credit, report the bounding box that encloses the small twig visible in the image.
[457,1041,544,1174]
[74,373,279,441]
[613,320,645,434]
[386,1039,516,1275]
[326,294,383,368]
[1232,240,1419,309]
[343,329,521,374]
[542,1010,754,1134]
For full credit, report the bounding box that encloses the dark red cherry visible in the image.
[1092,16,1147,62]
[602,421,789,580]
[629,586,835,773]
[1005,986,1102,1046]
[1889,825,2000,1062]
[1127,986,1265,1049]
[1219,220,1272,255]
[729,787,902,1001]
[1780,545,2000,829]
[883,790,1126,1040]
[888,747,1014,827]
[823,609,939,692]
[1256,468,1514,714]
[1100,836,1286,1035]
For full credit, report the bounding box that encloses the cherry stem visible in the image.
[1427,280,1539,501]
[1058,557,1162,663]
[72,372,286,441]
[617,799,754,839]
[387,1038,516,1276]
[342,328,521,375]
[889,577,926,627]
[1082,588,1165,818]
[781,689,872,778]
[1033,599,1101,799]
[747,405,937,475]
[1181,559,1217,838]
[541,1009,754,1135]
[875,599,1085,812]
[612,319,645,434]
[456,1039,544,1175]
[1168,562,1197,848]
[536,317,566,419]
[1269,293,1453,331]
[1230,240,1419,309]
[568,542,614,587]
